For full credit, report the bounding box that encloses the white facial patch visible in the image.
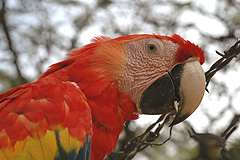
[119,38,179,111]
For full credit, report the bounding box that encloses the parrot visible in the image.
[0,34,206,160]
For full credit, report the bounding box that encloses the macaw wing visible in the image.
[0,81,92,160]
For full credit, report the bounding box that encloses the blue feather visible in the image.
[77,135,91,160]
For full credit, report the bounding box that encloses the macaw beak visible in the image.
[139,60,205,126]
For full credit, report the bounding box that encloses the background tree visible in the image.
[0,0,240,159]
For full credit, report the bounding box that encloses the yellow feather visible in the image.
[2,140,26,159]
[0,128,84,160]
[0,131,56,160]
[22,130,57,160]
[58,128,83,153]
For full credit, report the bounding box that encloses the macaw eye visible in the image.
[146,44,157,54]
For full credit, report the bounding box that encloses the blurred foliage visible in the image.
[0,0,240,159]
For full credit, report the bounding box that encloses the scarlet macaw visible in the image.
[0,34,205,160]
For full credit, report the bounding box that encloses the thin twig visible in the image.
[205,40,240,92]
[188,114,240,160]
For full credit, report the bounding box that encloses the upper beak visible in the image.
[169,60,205,126]
[139,60,205,126]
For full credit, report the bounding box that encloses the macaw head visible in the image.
[107,34,205,126]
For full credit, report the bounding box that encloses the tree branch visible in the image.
[0,0,28,85]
